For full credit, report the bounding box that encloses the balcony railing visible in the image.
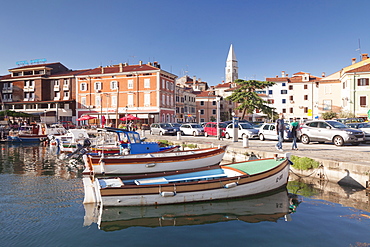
[2,87,13,93]
[63,84,69,90]
[54,85,60,91]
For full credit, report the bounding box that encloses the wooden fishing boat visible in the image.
[7,123,66,142]
[83,153,291,206]
[83,188,294,230]
[82,145,227,175]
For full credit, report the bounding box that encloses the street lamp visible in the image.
[198,109,201,123]
[44,109,47,123]
[216,96,221,140]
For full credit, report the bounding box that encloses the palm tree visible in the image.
[226,79,276,120]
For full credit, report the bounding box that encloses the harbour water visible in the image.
[1,143,370,247]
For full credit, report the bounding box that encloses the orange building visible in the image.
[76,61,177,127]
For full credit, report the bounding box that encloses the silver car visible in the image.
[300,120,364,146]
[258,123,292,141]
[149,123,176,136]
[224,122,259,139]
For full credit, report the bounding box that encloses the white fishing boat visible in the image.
[83,153,291,206]
[82,145,227,175]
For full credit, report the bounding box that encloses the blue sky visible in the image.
[1,0,370,85]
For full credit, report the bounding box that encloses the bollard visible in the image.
[243,135,249,148]
[141,129,145,137]
[177,131,181,140]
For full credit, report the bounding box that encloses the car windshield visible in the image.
[240,123,254,129]
[171,123,181,127]
[160,123,171,128]
[190,124,202,128]
[327,121,347,128]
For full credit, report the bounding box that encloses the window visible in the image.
[95,96,101,106]
[268,90,273,94]
[304,107,308,113]
[290,108,293,113]
[358,78,369,86]
[110,81,118,90]
[144,93,150,106]
[64,79,69,85]
[360,96,367,107]
[304,84,308,89]
[111,96,117,106]
[289,85,293,90]
[128,79,133,89]
[144,78,150,88]
[212,109,216,114]
[80,83,88,91]
[128,94,134,106]
[200,109,204,114]
[282,108,286,113]
[282,83,286,86]
[212,101,216,105]
[94,82,102,91]
[289,95,294,101]
[281,90,287,94]
[304,95,308,100]
[63,91,69,99]
[282,99,286,104]
[54,80,60,86]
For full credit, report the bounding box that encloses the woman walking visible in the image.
[290,118,299,150]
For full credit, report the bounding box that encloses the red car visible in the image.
[204,122,227,137]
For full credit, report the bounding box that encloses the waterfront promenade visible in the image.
[142,131,370,188]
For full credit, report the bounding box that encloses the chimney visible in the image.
[352,58,356,64]
[193,76,196,83]
[139,60,143,65]
[362,53,369,61]
[119,63,123,72]
[124,62,128,66]
[281,71,285,77]
[147,62,152,66]
[322,72,326,77]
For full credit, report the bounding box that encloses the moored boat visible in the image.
[82,145,227,175]
[83,153,291,206]
[7,123,66,142]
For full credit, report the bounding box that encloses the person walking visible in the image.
[276,113,285,151]
[290,117,299,150]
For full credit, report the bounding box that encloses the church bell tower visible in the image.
[225,44,238,83]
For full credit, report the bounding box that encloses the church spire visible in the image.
[225,44,238,83]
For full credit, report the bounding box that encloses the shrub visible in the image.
[321,111,337,120]
[290,155,320,170]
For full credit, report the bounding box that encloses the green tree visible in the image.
[321,111,337,120]
[226,79,276,120]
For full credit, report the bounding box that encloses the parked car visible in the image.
[180,123,204,136]
[299,120,364,146]
[258,123,292,141]
[345,122,370,143]
[149,123,176,136]
[204,122,227,137]
[168,123,181,133]
[224,122,259,139]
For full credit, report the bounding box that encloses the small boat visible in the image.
[87,127,179,156]
[7,123,66,142]
[82,145,227,175]
[83,153,291,206]
[83,188,296,230]
[52,129,91,152]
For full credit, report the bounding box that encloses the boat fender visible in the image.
[100,161,105,175]
[146,163,156,168]
[224,182,238,189]
[161,191,176,197]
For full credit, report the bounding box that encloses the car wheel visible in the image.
[159,131,163,136]
[333,136,344,146]
[301,134,310,144]
[181,131,185,136]
[259,134,265,141]
[205,132,208,137]
[225,132,230,139]
[241,133,246,140]
[193,131,197,137]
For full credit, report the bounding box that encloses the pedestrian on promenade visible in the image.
[290,117,299,150]
[276,113,285,151]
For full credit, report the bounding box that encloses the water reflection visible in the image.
[289,174,370,212]
[0,143,80,179]
[84,189,299,231]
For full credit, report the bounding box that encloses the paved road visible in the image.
[143,131,370,165]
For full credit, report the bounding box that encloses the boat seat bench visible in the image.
[222,159,283,175]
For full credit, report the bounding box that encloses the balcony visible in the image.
[54,85,60,91]
[54,96,60,100]
[2,87,13,93]
[24,98,34,102]
[63,84,69,90]
[24,85,35,92]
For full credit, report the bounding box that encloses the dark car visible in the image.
[299,120,364,146]
[346,122,370,143]
[149,123,176,136]
[168,123,181,133]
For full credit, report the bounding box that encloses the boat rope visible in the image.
[289,164,327,180]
